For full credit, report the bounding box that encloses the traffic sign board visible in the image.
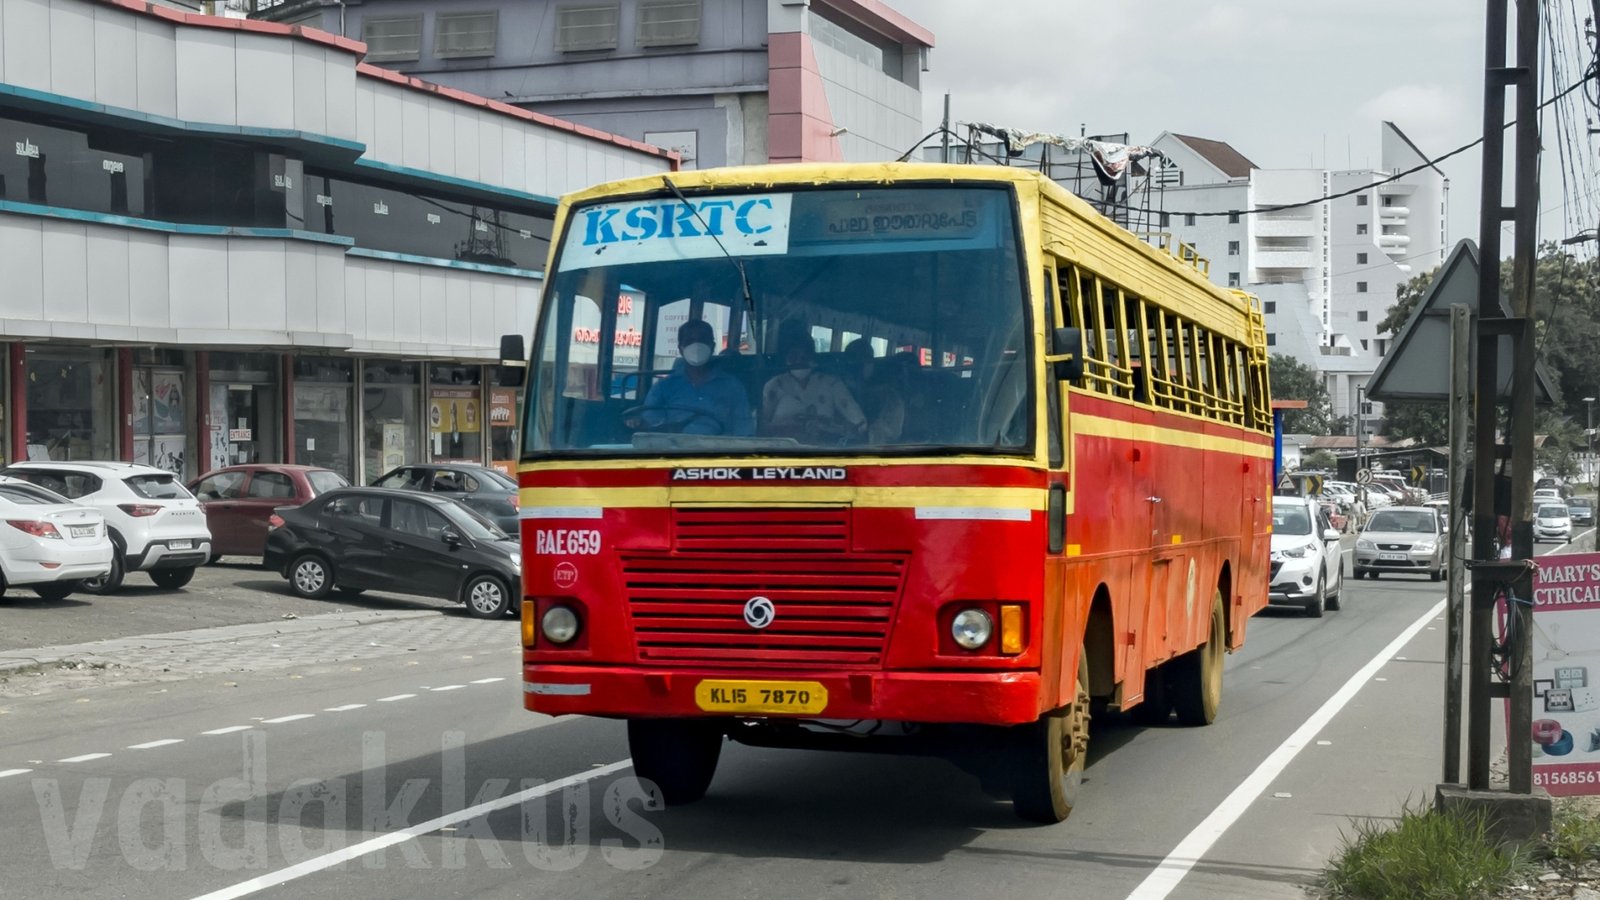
[1305,475,1324,496]
[1410,465,1425,484]
[1355,468,1373,485]
[1276,473,1295,494]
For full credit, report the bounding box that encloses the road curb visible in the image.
[0,609,445,675]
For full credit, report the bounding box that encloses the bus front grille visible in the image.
[622,553,904,667]
[672,507,850,553]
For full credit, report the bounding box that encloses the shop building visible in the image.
[0,0,675,481]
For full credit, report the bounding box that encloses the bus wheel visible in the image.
[627,718,722,806]
[1170,589,1225,726]
[1011,651,1091,823]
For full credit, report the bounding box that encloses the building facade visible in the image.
[249,0,933,167]
[0,0,674,482]
[1150,123,1448,430]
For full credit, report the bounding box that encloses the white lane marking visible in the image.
[186,759,633,900]
[202,726,253,736]
[259,714,314,725]
[128,739,183,750]
[429,685,466,692]
[1125,596,1446,900]
[376,694,416,703]
[324,704,366,712]
[57,753,111,764]
[0,768,33,778]
[470,677,505,684]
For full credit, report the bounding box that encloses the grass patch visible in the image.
[1549,807,1600,862]
[1319,802,1527,900]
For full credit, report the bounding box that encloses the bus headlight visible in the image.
[951,608,994,651]
[541,605,580,644]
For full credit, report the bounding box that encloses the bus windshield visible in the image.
[525,185,1030,458]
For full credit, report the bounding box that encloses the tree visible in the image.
[1268,354,1332,434]
[1381,400,1450,447]
[1303,449,1339,470]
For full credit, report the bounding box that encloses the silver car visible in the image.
[1354,506,1447,581]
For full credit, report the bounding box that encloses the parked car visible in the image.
[1568,497,1595,526]
[1269,495,1344,617]
[1535,503,1573,544]
[1354,506,1447,581]
[188,464,349,558]
[370,464,520,534]
[263,487,520,618]
[0,462,211,592]
[0,478,113,600]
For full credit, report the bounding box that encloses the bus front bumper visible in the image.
[523,665,1044,726]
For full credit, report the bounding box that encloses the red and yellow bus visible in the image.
[515,162,1273,823]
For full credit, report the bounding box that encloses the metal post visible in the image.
[941,94,951,165]
[1468,0,1510,793]
[1504,0,1540,797]
[1445,305,1472,784]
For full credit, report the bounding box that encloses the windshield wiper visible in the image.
[662,176,761,351]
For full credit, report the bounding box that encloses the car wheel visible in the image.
[80,551,125,595]
[149,567,196,590]
[32,581,78,602]
[1305,574,1326,618]
[1326,570,1342,611]
[289,554,334,599]
[463,574,512,618]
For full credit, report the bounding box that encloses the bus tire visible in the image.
[1170,589,1225,727]
[1132,665,1171,725]
[1010,651,1091,823]
[627,718,722,806]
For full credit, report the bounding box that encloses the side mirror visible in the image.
[442,529,463,548]
[1051,327,1085,383]
[498,334,527,388]
[1323,528,1341,542]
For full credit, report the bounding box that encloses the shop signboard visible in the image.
[1530,553,1600,795]
[429,388,481,435]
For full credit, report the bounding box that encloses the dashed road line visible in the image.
[324,704,366,712]
[259,714,315,725]
[0,769,32,778]
[428,685,465,692]
[470,677,505,684]
[202,726,253,736]
[128,739,184,750]
[376,694,416,702]
[58,753,111,764]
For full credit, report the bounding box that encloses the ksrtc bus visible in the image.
[515,162,1273,823]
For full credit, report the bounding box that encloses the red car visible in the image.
[187,464,349,559]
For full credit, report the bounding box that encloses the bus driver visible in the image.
[638,318,754,435]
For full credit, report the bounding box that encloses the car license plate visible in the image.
[1380,552,1407,561]
[694,680,827,715]
[168,540,193,551]
[69,525,96,538]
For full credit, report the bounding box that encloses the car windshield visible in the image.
[442,500,509,542]
[1572,499,1593,509]
[1271,501,1314,535]
[479,468,518,491]
[525,185,1030,458]
[1539,505,1569,518]
[1366,510,1437,533]
[126,474,191,500]
[308,471,349,495]
[0,482,67,505]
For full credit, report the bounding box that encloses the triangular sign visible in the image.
[1276,472,1295,494]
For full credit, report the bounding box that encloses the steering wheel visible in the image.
[621,404,731,435]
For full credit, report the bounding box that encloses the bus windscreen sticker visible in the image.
[560,193,793,271]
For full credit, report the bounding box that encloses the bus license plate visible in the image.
[694,680,828,715]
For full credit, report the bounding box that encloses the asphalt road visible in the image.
[0,546,1530,900]
[0,560,465,653]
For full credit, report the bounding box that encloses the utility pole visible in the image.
[1445,305,1472,785]
[1452,0,1547,836]
[941,93,951,165]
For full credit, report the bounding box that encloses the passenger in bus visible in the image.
[841,338,906,444]
[638,319,754,435]
[761,323,867,444]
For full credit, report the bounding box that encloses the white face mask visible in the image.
[681,343,712,367]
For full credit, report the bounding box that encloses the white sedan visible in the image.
[0,478,113,600]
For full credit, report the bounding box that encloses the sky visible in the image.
[906,0,1596,255]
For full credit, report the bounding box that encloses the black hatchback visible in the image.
[371,464,520,534]
[263,487,521,618]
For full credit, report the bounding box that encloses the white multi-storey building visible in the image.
[1149,123,1448,432]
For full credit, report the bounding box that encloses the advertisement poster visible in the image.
[489,388,517,427]
[1531,552,1600,795]
[381,423,407,470]
[429,388,480,435]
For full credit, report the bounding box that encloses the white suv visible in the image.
[0,462,212,593]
